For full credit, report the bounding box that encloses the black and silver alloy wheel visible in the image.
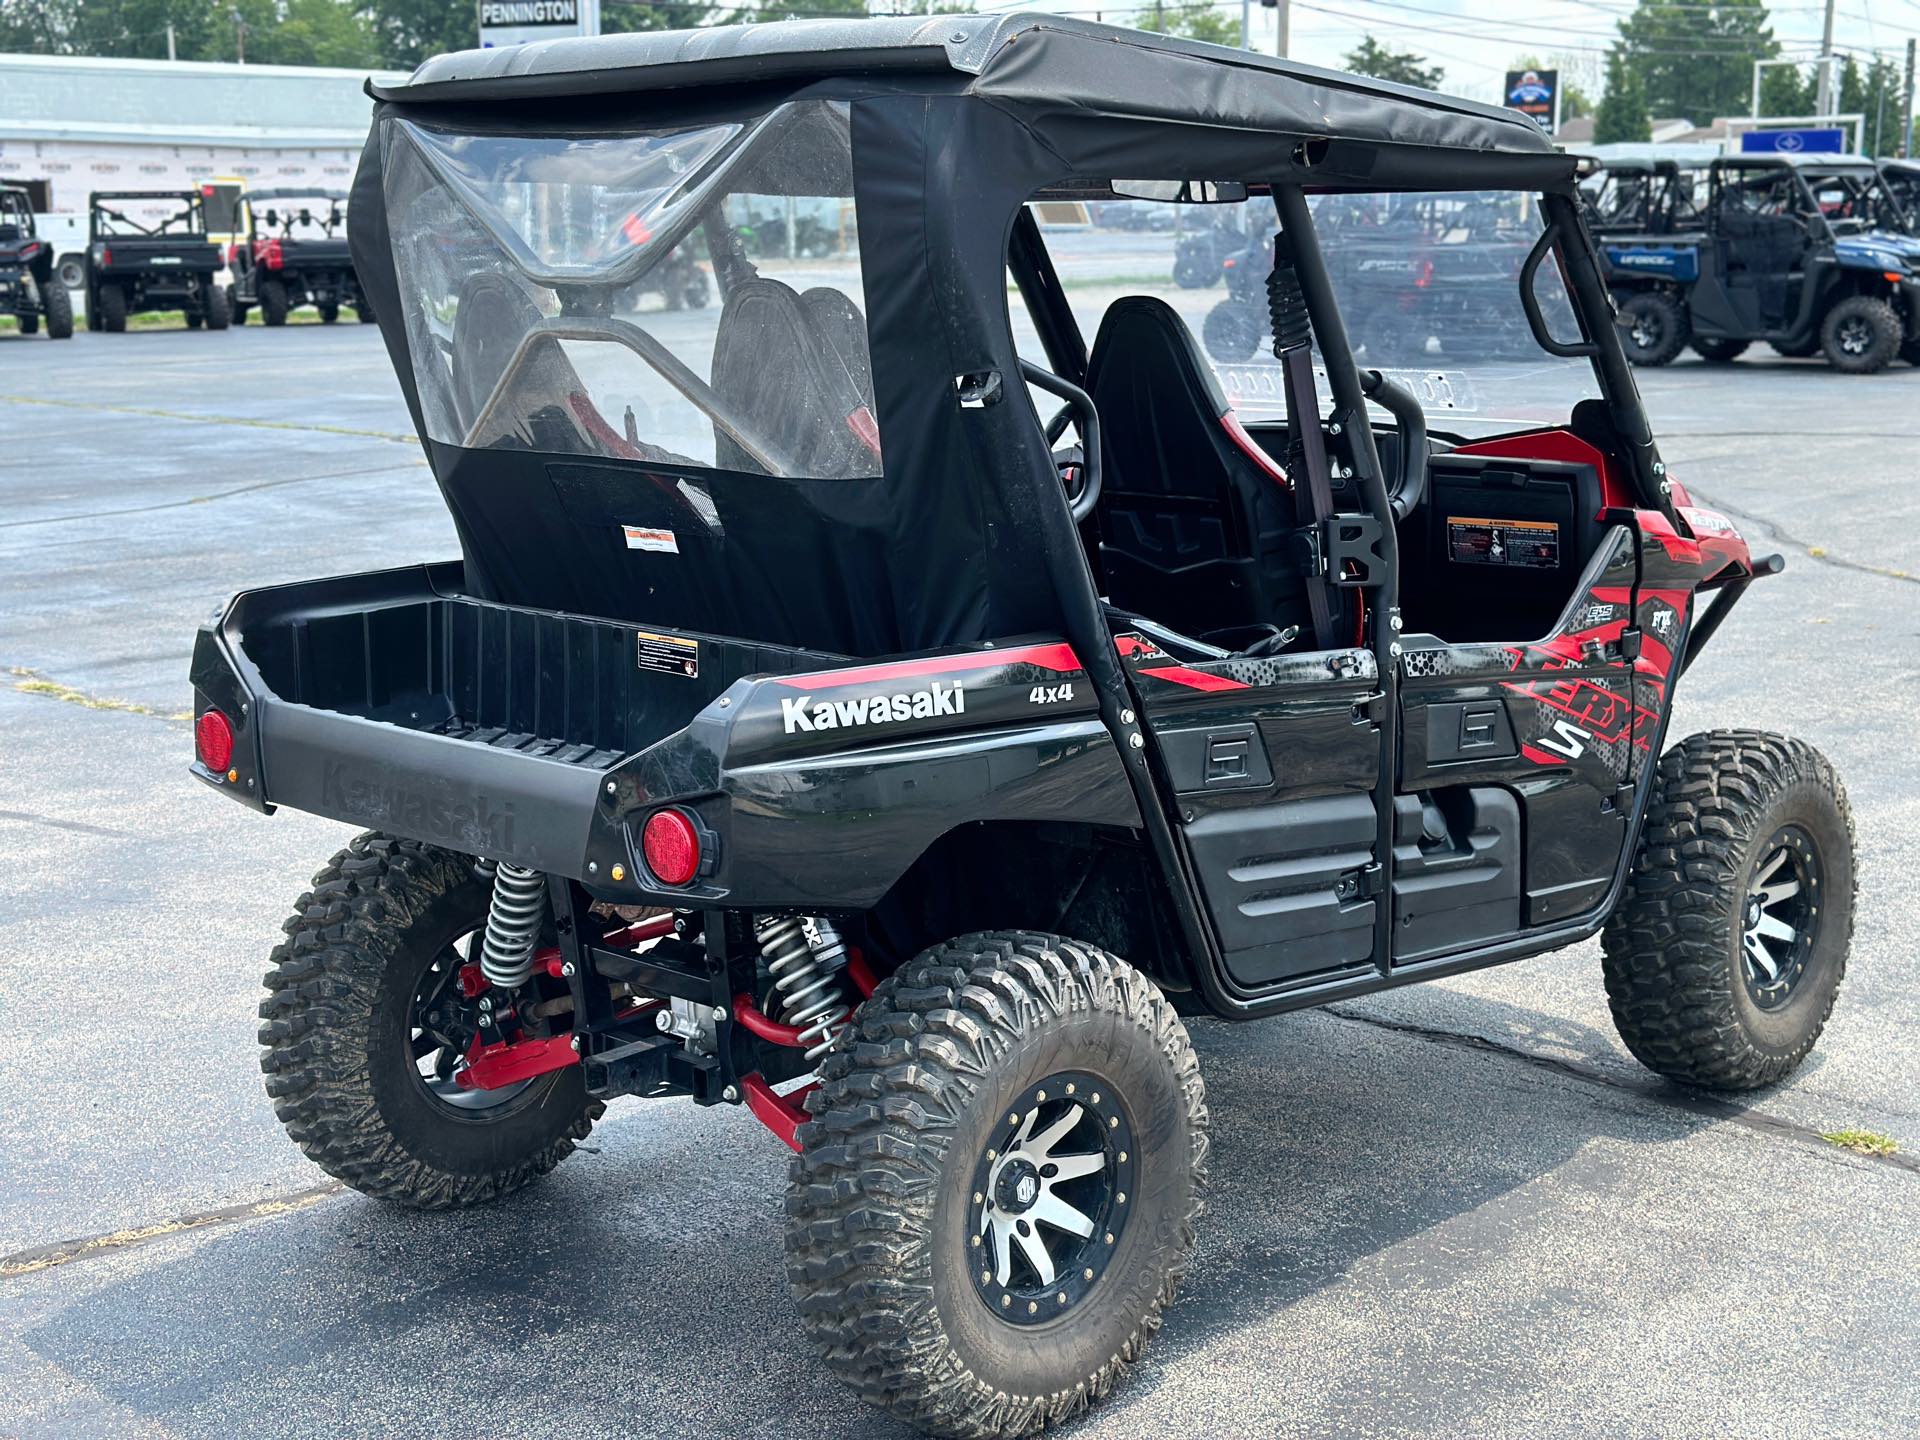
[969,1071,1134,1324]
[1740,826,1820,1011]
[259,832,599,1207]
[1835,315,1874,356]
[1604,731,1856,1091]
[787,931,1208,1439]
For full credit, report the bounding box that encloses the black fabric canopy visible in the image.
[368,14,1571,192]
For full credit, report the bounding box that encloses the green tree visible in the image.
[1136,1,1237,47]
[225,0,380,66]
[1594,46,1652,144]
[1343,34,1442,90]
[366,0,480,67]
[1614,0,1779,123]
[1758,60,1811,116]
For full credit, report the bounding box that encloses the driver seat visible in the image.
[1085,296,1308,642]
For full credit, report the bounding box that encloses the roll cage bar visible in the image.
[89,190,209,241]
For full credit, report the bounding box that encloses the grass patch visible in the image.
[8,667,190,722]
[1820,1128,1899,1158]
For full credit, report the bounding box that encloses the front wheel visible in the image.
[1821,295,1900,374]
[95,283,128,333]
[1616,292,1689,366]
[259,277,290,327]
[787,932,1208,1439]
[258,832,601,1207]
[318,302,339,324]
[204,284,230,331]
[1603,732,1856,1091]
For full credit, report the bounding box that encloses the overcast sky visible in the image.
[985,0,1920,110]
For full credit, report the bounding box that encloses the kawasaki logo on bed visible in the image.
[782,681,964,733]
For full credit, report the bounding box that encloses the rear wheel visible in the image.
[787,931,1208,1438]
[185,311,203,330]
[259,278,290,327]
[1616,292,1688,366]
[204,284,230,331]
[1201,299,1262,362]
[258,832,601,1208]
[14,311,36,335]
[96,284,127,333]
[44,282,73,339]
[1821,296,1900,375]
[319,302,339,324]
[1603,732,1855,1091]
[1690,336,1749,363]
[356,304,377,323]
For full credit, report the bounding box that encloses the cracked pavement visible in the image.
[2,325,1917,1439]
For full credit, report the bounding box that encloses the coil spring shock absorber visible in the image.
[479,862,546,989]
[755,915,854,1062]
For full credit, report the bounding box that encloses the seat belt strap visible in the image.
[1268,235,1341,651]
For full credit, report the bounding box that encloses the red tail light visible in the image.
[1413,257,1434,289]
[257,237,284,269]
[100,245,112,267]
[196,709,234,772]
[640,808,701,886]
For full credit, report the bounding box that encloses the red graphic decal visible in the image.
[1504,675,1653,748]
[1221,412,1292,490]
[775,642,1081,691]
[1636,509,1702,565]
[1137,664,1252,693]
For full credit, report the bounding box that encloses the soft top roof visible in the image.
[371,14,1557,172]
[1717,153,1877,171]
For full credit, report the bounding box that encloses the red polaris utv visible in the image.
[190,17,1856,1437]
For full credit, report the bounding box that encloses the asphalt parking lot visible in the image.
[2,321,1917,1439]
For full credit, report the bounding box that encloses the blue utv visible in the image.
[1602,153,1920,372]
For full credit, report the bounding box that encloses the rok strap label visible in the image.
[636,630,699,678]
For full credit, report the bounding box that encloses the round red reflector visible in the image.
[641,809,701,886]
[196,709,234,772]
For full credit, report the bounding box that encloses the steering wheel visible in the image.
[1022,361,1103,523]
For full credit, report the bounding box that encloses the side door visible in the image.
[1127,635,1386,992]
[1396,443,1645,956]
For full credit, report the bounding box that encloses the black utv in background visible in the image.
[85,190,229,332]
[1579,157,1702,239]
[0,186,73,338]
[229,189,371,326]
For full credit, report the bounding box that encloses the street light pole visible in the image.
[1814,0,1836,116]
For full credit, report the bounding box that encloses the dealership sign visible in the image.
[1740,128,1846,154]
[1504,67,1561,134]
[479,0,599,48]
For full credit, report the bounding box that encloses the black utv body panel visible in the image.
[191,564,1137,904]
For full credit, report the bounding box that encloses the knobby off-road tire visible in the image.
[96,284,127,332]
[786,931,1209,1439]
[259,277,290,327]
[1821,295,1900,375]
[1617,292,1689,367]
[43,281,73,339]
[204,283,231,331]
[259,831,600,1208]
[1603,732,1856,1092]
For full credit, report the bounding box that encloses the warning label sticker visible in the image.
[1447,515,1560,570]
[636,630,699,678]
[623,525,679,554]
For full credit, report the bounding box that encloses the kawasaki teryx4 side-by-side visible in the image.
[1603,153,1920,372]
[190,19,1858,1437]
[0,186,74,339]
[228,188,373,326]
[85,190,229,332]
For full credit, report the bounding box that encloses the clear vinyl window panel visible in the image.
[382,102,880,479]
[1024,191,1599,438]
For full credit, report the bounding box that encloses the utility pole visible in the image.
[1275,0,1289,58]
[1906,38,1917,160]
[165,22,176,61]
[1814,0,1836,116]
[232,8,247,64]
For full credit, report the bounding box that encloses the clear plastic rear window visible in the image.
[382,102,879,479]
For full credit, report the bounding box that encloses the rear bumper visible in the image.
[190,565,1137,908]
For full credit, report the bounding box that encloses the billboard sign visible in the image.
[1504,68,1561,133]
[479,0,598,49]
[1739,127,1846,154]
